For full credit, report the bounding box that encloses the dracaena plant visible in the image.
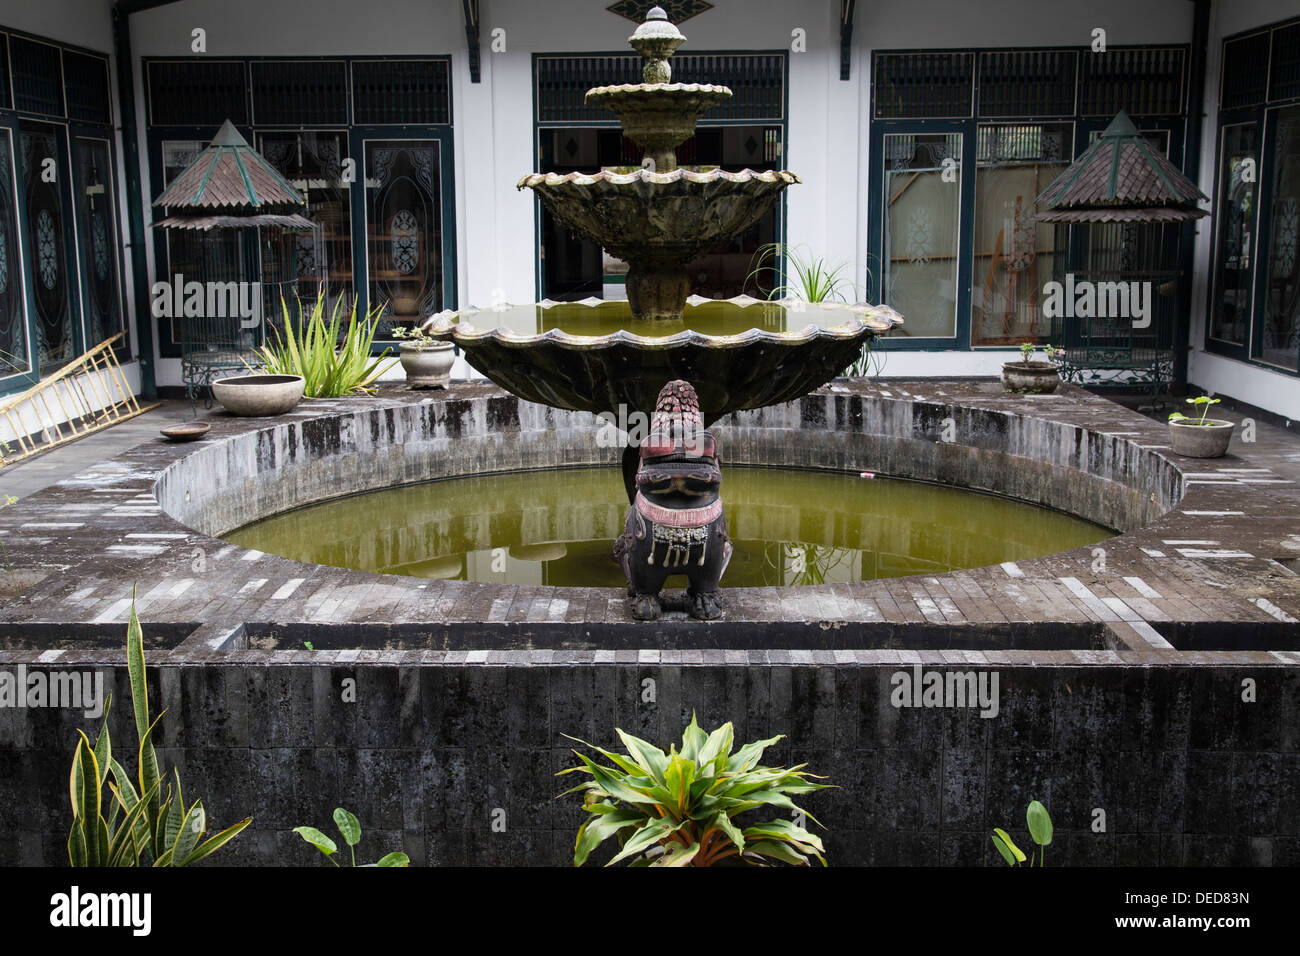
[558,714,831,867]
[67,595,251,867]
[991,799,1053,867]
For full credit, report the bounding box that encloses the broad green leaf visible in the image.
[993,828,1026,863]
[574,753,665,808]
[333,807,361,847]
[697,722,734,769]
[744,839,812,866]
[727,734,785,774]
[1026,801,1053,847]
[656,842,700,867]
[293,826,338,857]
[991,832,1017,866]
[742,818,825,853]
[680,713,707,761]
[375,852,410,867]
[710,811,745,856]
[574,808,643,866]
[615,730,669,783]
[606,817,684,867]
[664,752,697,815]
[561,735,645,779]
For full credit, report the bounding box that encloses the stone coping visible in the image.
[1,379,1297,663]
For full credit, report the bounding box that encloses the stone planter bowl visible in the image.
[211,374,305,417]
[1168,419,1234,458]
[399,341,455,389]
[1002,361,1061,394]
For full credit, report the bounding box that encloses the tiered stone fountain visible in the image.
[429,6,902,481]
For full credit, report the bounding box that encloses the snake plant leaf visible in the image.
[163,790,184,852]
[68,819,88,868]
[574,808,644,866]
[93,715,111,789]
[615,729,670,783]
[294,826,339,857]
[1026,801,1053,847]
[374,852,410,867]
[333,807,361,848]
[606,816,684,866]
[993,828,1026,864]
[169,801,205,867]
[105,779,160,868]
[179,818,252,867]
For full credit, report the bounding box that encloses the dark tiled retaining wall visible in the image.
[2,653,1296,866]
[1,381,1297,865]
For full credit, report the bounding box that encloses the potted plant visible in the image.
[1002,342,1062,394]
[559,713,830,866]
[1168,395,1235,458]
[392,324,455,389]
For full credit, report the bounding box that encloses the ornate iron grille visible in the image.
[9,36,63,117]
[1220,33,1270,110]
[535,53,784,123]
[63,50,111,125]
[977,50,1077,117]
[1269,23,1300,103]
[874,52,974,118]
[252,60,349,126]
[351,60,451,126]
[1078,47,1184,116]
[148,60,248,126]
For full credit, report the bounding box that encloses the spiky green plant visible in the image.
[67,594,251,866]
[745,242,853,303]
[558,714,831,867]
[249,294,396,397]
[991,800,1053,867]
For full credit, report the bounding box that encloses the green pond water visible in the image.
[449,299,873,338]
[226,467,1111,588]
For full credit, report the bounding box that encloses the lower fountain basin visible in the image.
[426,296,902,421]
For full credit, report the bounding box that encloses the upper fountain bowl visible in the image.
[425,296,902,423]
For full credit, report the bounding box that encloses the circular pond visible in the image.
[225,467,1110,588]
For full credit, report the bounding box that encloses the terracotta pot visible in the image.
[399,341,455,389]
[1168,419,1234,458]
[211,374,305,416]
[1001,361,1060,394]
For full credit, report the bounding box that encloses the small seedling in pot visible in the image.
[1168,395,1221,426]
[991,800,1053,867]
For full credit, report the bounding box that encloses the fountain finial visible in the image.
[629,6,685,83]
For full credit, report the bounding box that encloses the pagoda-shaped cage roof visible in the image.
[153,119,311,230]
[1034,111,1209,224]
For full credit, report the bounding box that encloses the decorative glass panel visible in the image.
[0,131,28,375]
[971,123,1071,346]
[365,140,443,328]
[881,132,962,337]
[1209,123,1258,346]
[1256,105,1300,371]
[20,122,76,375]
[74,138,125,352]
[259,131,354,310]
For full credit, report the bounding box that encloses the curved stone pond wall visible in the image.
[157,387,1183,542]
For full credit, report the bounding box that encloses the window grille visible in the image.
[252,60,349,126]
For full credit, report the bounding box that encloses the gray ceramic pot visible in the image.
[1001,361,1060,394]
[1168,419,1234,458]
[212,374,305,416]
[399,341,455,388]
